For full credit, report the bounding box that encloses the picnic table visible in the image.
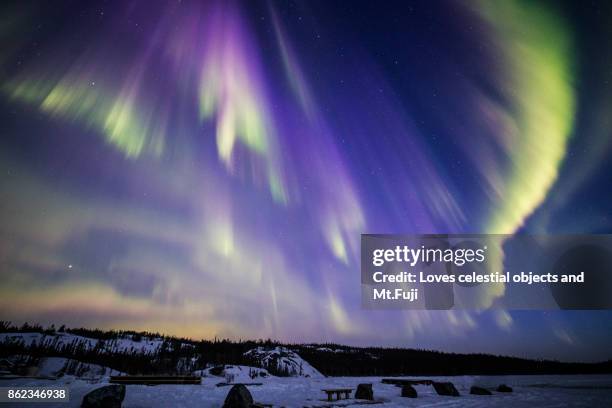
[322,388,353,401]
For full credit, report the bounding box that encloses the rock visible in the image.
[497,384,513,393]
[432,381,460,397]
[470,386,492,395]
[354,383,374,400]
[222,384,253,408]
[81,385,125,408]
[209,365,225,376]
[401,384,417,398]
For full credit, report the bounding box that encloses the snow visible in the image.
[0,332,168,354]
[2,334,611,406]
[314,347,345,353]
[198,365,273,383]
[1,374,611,407]
[36,358,68,377]
[244,346,324,378]
[5,356,123,380]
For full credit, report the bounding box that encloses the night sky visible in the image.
[1,0,611,362]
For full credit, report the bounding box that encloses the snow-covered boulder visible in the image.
[243,347,323,378]
[222,384,253,408]
[81,385,125,408]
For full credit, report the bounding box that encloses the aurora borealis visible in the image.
[1,0,612,361]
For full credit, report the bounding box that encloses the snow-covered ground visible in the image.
[1,374,611,407]
[2,333,611,406]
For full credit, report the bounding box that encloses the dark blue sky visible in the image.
[0,0,611,362]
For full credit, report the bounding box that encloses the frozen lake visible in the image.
[2,374,612,407]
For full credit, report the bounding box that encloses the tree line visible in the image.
[1,321,611,376]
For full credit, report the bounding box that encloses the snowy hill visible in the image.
[0,333,323,379]
[0,331,196,377]
[0,355,122,379]
[0,332,167,354]
[3,326,608,378]
[244,346,324,378]
[37,357,122,378]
